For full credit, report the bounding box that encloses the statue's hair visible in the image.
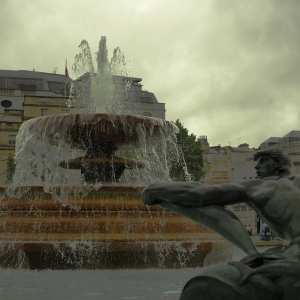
[254,149,291,177]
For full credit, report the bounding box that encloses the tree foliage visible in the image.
[6,153,16,185]
[173,119,204,181]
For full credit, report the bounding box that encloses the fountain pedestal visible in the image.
[59,156,144,183]
[0,185,232,269]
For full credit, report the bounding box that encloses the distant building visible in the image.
[260,131,300,150]
[72,72,166,119]
[199,138,258,232]
[260,137,281,150]
[259,130,300,174]
[0,69,166,185]
[200,138,257,184]
[0,69,72,184]
[0,69,71,96]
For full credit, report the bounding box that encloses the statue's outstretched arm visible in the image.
[152,198,257,256]
[141,182,257,256]
[142,181,250,208]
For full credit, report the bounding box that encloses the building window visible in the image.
[143,112,152,117]
[141,97,152,103]
[41,109,48,116]
[19,84,37,91]
[1,100,12,108]
[9,135,16,145]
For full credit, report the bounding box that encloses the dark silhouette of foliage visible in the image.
[173,120,204,181]
[6,153,16,184]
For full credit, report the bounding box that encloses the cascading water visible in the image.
[11,114,179,187]
[0,37,232,269]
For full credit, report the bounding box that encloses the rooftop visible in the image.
[261,137,280,144]
[282,130,300,138]
[0,69,71,83]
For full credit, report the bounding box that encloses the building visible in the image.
[72,72,166,119]
[259,130,300,174]
[200,137,257,184]
[0,69,166,185]
[0,69,73,184]
[200,137,260,234]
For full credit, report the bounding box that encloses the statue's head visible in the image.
[253,149,291,179]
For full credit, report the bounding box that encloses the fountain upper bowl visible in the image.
[27,113,179,154]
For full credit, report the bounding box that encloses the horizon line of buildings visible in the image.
[1,68,300,184]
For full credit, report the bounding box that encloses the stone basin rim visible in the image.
[0,184,145,192]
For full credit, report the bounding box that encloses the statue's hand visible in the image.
[141,182,202,207]
[141,183,165,206]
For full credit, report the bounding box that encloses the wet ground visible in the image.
[0,247,253,300]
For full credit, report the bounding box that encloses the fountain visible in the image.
[0,38,232,269]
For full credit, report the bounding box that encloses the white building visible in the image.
[72,72,166,119]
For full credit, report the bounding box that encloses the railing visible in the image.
[0,144,15,149]
[36,97,68,102]
[6,123,20,128]
[9,110,21,116]
[0,89,14,94]
[21,90,36,95]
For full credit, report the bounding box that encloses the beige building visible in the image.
[200,140,258,232]
[0,70,72,185]
[0,69,166,185]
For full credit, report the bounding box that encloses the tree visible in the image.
[6,153,16,184]
[173,120,204,181]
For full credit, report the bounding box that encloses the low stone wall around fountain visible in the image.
[0,185,233,269]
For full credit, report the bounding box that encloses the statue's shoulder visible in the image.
[231,178,268,191]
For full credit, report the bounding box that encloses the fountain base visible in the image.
[0,240,232,270]
[0,185,233,269]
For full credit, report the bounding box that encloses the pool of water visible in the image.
[0,247,250,300]
[0,268,202,300]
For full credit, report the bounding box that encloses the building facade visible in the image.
[0,70,72,184]
[0,69,166,185]
[72,73,166,119]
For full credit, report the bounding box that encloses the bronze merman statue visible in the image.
[141,149,300,300]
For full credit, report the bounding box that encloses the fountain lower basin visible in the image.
[4,113,233,269]
[0,185,232,269]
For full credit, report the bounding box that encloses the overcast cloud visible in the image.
[1,0,300,148]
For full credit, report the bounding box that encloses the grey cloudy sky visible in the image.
[1,0,300,148]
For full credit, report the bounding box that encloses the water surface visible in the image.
[0,247,249,300]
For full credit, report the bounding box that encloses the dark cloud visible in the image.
[159,0,300,147]
[1,0,300,148]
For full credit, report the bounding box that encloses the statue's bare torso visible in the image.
[236,176,300,242]
[241,175,300,241]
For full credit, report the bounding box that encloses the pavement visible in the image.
[251,234,289,247]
